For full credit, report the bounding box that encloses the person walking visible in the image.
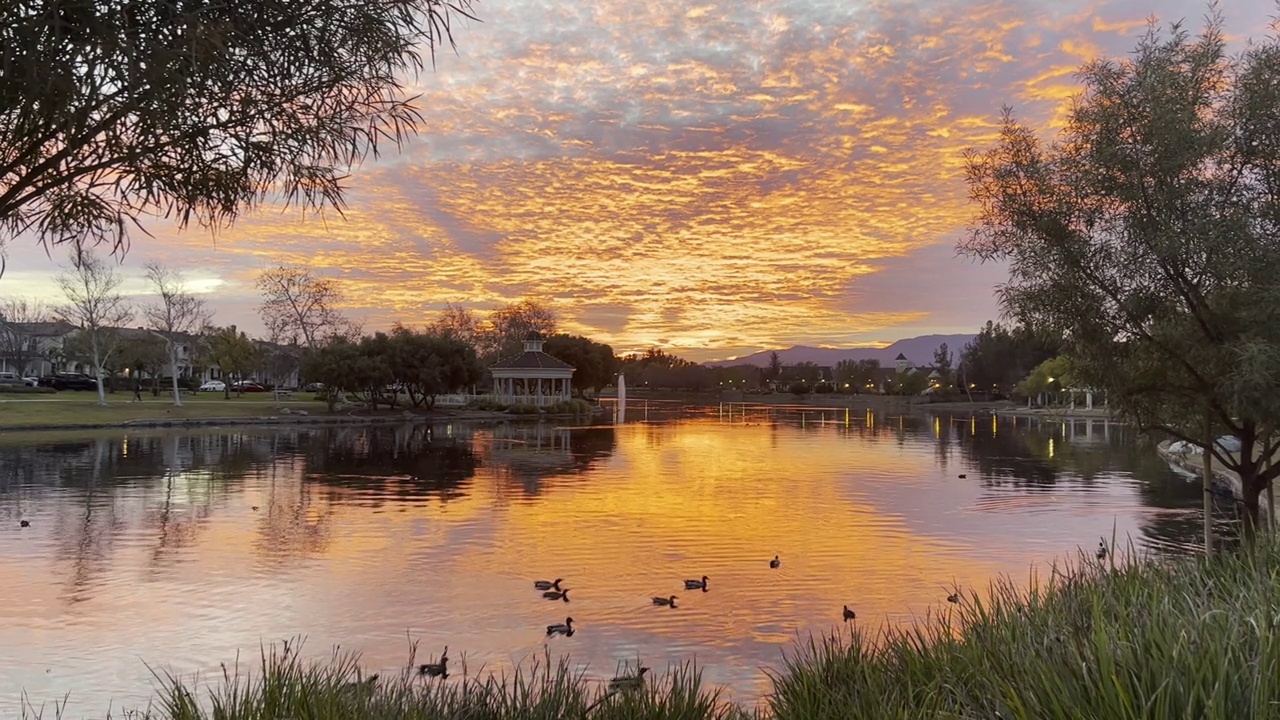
[133,379,143,402]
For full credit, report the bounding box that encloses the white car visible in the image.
[199,380,227,392]
[23,377,39,387]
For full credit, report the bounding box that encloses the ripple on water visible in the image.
[0,417,1221,716]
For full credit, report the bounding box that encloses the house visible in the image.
[0,321,77,376]
[867,353,942,394]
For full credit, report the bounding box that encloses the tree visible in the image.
[959,321,1061,396]
[115,331,168,389]
[256,266,352,348]
[960,14,1280,531]
[255,342,302,394]
[544,334,617,398]
[206,326,257,399]
[892,370,930,397]
[485,300,556,361]
[301,340,362,412]
[767,351,783,384]
[142,263,209,405]
[0,0,476,261]
[390,327,481,408]
[54,252,133,404]
[0,297,50,375]
[933,343,953,390]
[835,358,881,393]
[428,303,483,348]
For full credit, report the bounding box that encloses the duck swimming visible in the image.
[947,593,961,604]
[770,555,781,569]
[546,617,574,636]
[543,588,570,601]
[842,605,856,621]
[534,578,563,591]
[19,520,29,528]
[1096,542,1108,560]
[609,667,650,691]
[418,646,448,678]
[684,576,708,591]
[652,595,677,607]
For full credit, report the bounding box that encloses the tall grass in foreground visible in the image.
[22,539,1280,719]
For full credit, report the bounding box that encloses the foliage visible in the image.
[256,266,352,348]
[0,0,476,261]
[301,340,361,412]
[301,328,480,411]
[49,539,1280,720]
[932,343,953,390]
[959,321,1061,396]
[53,252,133,404]
[767,351,783,382]
[835,358,881,393]
[485,299,558,361]
[814,383,834,394]
[0,297,50,375]
[788,381,811,396]
[618,348,713,391]
[543,398,596,415]
[785,361,823,385]
[506,403,541,415]
[114,332,168,380]
[960,14,1280,529]
[544,333,617,397]
[143,263,210,405]
[427,303,483,348]
[465,397,508,412]
[890,370,930,396]
[1016,356,1074,401]
[255,343,303,392]
[206,326,258,399]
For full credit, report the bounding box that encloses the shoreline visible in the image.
[0,408,535,434]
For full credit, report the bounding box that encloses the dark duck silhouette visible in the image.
[418,646,448,678]
[684,575,708,591]
[543,588,570,602]
[609,667,650,691]
[546,617,574,637]
[534,578,563,591]
[770,555,781,569]
[843,605,856,621]
[652,595,678,608]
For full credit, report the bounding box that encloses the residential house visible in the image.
[0,321,77,376]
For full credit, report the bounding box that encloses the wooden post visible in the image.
[1203,416,1214,556]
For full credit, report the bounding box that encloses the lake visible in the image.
[0,407,1227,716]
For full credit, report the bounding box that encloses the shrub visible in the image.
[788,381,812,396]
[544,398,594,415]
[506,404,541,415]
[814,383,835,394]
[465,397,508,412]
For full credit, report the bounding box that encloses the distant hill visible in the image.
[704,334,976,368]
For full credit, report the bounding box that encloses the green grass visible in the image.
[21,539,1280,719]
[0,392,328,429]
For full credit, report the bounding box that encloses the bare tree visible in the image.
[0,297,50,375]
[143,263,210,406]
[55,253,133,405]
[484,300,557,361]
[0,1,476,263]
[429,302,482,346]
[256,266,351,348]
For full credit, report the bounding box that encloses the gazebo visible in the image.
[489,332,575,406]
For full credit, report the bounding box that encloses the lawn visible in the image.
[0,390,329,429]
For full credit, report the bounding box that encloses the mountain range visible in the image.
[704,334,975,368]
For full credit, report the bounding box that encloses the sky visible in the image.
[1,0,1274,362]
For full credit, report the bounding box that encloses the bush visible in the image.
[0,385,56,394]
[506,404,541,415]
[814,383,835,394]
[544,398,594,415]
[465,397,508,412]
[787,381,812,396]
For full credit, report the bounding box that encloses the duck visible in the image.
[1096,541,1108,560]
[684,575,708,591]
[342,672,379,692]
[418,646,448,678]
[19,520,30,528]
[534,578,563,591]
[652,595,678,607]
[958,474,967,479]
[770,555,781,569]
[842,605,856,621]
[251,506,259,511]
[609,667,650,692]
[947,593,961,604]
[543,588,570,601]
[546,617,574,636]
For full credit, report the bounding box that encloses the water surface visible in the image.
[0,410,1218,716]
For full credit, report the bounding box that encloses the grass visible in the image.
[0,391,328,429]
[20,539,1280,719]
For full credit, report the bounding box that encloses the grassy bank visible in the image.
[23,539,1280,720]
[0,392,329,429]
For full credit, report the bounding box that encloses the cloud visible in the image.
[3,0,1274,360]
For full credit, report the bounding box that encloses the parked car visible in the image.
[39,373,98,391]
[23,376,39,387]
[0,371,25,386]
[199,380,226,393]
[302,382,324,393]
[231,381,266,393]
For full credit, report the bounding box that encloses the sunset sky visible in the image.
[2,0,1273,361]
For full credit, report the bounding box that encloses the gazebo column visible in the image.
[537,378,543,405]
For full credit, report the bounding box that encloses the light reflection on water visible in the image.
[0,412,1219,716]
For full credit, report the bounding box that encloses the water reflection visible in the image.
[0,413,1218,716]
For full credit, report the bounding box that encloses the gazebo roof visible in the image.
[490,353,574,371]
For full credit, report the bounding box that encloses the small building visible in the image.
[489,332,575,406]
